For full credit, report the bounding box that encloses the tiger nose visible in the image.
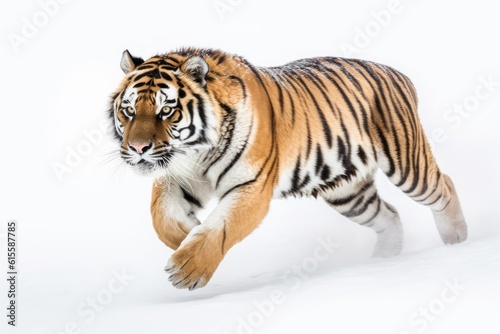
[128,141,152,154]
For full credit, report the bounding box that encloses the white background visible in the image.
[1,0,499,333]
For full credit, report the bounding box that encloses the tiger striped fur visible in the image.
[108,48,467,290]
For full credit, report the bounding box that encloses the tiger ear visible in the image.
[176,55,209,86]
[120,50,144,74]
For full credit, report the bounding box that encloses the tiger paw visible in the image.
[165,231,223,290]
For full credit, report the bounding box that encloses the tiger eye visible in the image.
[124,106,135,117]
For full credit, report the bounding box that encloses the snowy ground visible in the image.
[1,0,500,333]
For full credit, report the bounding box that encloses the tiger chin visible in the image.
[107,48,468,290]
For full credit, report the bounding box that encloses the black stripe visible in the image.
[186,100,194,123]
[217,54,227,65]
[305,118,312,159]
[395,71,418,105]
[350,60,392,126]
[320,166,330,181]
[171,109,183,124]
[219,102,234,115]
[181,188,202,208]
[300,66,341,120]
[358,146,368,165]
[337,136,346,163]
[403,142,421,194]
[290,156,302,193]
[160,71,173,81]
[166,127,176,139]
[315,145,324,175]
[342,196,365,216]
[356,93,371,139]
[385,202,397,214]
[322,64,369,135]
[282,71,308,125]
[165,55,182,64]
[376,73,406,183]
[282,75,297,125]
[135,64,156,71]
[340,121,357,178]
[266,69,285,115]
[160,59,179,69]
[216,119,253,188]
[262,70,281,180]
[324,58,364,92]
[133,70,154,81]
[310,61,362,133]
[241,61,279,185]
[365,66,399,130]
[159,63,177,71]
[388,71,417,130]
[221,224,227,254]
[227,75,248,99]
[220,179,257,200]
[411,148,430,198]
[287,71,333,147]
[387,71,418,135]
[133,82,148,88]
[415,171,442,203]
[434,198,452,212]
[260,147,280,193]
[360,197,381,225]
[193,93,207,128]
[284,155,312,196]
[327,181,374,206]
[427,193,444,207]
[298,174,311,189]
[378,72,412,186]
[343,193,378,218]
[374,125,395,177]
[185,129,207,146]
[320,63,372,138]
[203,111,235,175]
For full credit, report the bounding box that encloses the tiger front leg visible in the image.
[151,180,202,250]
[165,181,273,290]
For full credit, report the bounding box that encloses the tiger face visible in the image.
[109,50,219,175]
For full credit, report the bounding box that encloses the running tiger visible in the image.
[108,48,467,290]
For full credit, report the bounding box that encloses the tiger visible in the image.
[108,47,468,290]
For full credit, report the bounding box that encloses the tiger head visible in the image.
[108,50,220,176]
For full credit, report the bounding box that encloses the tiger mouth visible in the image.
[123,152,173,169]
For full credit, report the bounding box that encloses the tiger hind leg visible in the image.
[382,142,468,245]
[414,172,468,245]
[322,180,403,258]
